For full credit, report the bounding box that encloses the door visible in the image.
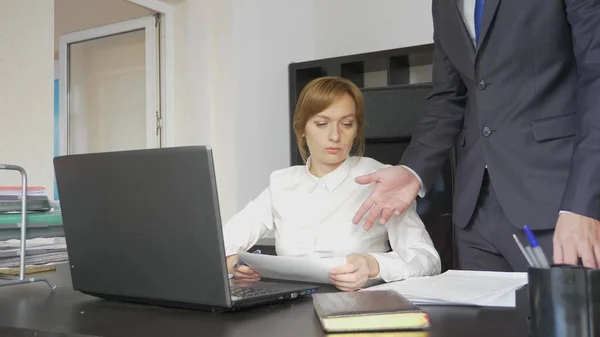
[58,15,160,155]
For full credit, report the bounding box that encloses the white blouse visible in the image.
[222,156,441,282]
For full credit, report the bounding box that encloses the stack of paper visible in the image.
[362,270,528,307]
[0,186,47,196]
[0,237,68,268]
[0,186,52,213]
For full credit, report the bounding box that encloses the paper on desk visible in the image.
[362,269,528,307]
[238,251,346,284]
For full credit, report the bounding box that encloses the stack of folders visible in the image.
[0,186,52,213]
[312,290,429,336]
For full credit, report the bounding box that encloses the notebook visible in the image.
[312,290,430,333]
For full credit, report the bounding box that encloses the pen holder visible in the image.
[526,264,600,337]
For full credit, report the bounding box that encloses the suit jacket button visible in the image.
[477,80,487,90]
[482,127,492,137]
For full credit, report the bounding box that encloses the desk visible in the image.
[0,264,527,337]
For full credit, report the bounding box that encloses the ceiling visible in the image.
[54,0,157,58]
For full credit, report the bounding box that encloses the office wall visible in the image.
[0,1,54,196]
[171,0,434,223]
[175,0,315,221]
[312,0,433,60]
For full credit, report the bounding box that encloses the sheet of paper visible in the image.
[362,269,528,307]
[237,251,347,284]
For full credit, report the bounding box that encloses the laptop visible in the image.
[53,146,319,311]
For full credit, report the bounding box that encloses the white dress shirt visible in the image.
[222,156,441,282]
[457,0,477,45]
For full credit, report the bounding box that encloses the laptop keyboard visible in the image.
[230,286,281,298]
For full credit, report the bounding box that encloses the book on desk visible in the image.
[312,290,430,333]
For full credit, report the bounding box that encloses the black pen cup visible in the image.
[527,264,600,337]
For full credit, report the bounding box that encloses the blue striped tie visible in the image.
[474,0,485,44]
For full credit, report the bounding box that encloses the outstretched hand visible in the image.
[352,165,421,230]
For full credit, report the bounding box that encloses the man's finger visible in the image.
[580,243,597,268]
[393,203,410,217]
[363,204,382,231]
[353,197,375,224]
[379,207,393,225]
[562,243,579,266]
[355,172,378,185]
[594,245,600,269]
[553,235,564,265]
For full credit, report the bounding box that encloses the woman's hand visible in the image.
[329,253,380,291]
[226,254,261,281]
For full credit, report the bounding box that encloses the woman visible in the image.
[223,77,440,291]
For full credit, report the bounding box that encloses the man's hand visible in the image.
[329,253,379,291]
[553,212,600,268]
[352,166,421,230]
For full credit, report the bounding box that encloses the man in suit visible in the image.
[352,0,600,271]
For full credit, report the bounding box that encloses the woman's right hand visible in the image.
[226,254,261,281]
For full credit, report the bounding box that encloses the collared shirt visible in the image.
[222,156,441,282]
[456,0,477,45]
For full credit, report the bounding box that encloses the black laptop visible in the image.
[53,146,318,311]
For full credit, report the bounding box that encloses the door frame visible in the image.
[58,15,160,155]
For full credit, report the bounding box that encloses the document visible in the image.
[362,270,528,307]
[237,251,347,284]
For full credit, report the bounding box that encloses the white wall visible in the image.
[171,0,434,223]
[0,0,433,222]
[0,1,54,196]
[312,0,433,60]
[175,0,315,221]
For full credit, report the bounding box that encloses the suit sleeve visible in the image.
[367,202,442,282]
[399,9,468,192]
[560,1,600,220]
[222,187,275,257]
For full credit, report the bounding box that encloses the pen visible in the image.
[512,234,537,267]
[525,246,538,267]
[234,249,261,269]
[523,225,550,268]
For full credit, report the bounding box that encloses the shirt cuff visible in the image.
[225,245,240,257]
[367,252,405,283]
[559,210,573,214]
[400,165,426,198]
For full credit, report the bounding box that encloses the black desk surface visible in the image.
[0,264,527,337]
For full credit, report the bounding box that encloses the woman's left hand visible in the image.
[329,253,379,291]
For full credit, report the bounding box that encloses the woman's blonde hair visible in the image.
[293,76,365,162]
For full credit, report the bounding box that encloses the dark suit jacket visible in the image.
[400,0,600,230]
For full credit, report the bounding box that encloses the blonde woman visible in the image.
[223,77,441,291]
